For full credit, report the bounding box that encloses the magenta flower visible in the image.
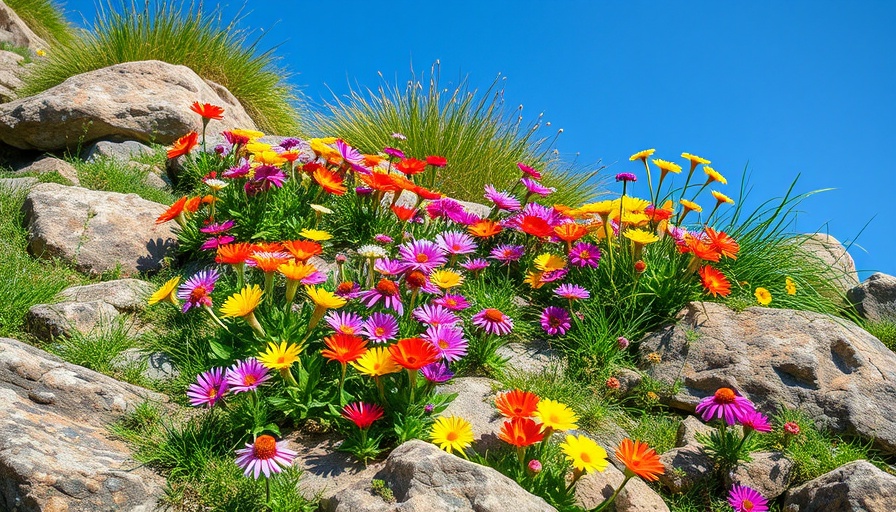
[374,258,408,276]
[252,165,287,190]
[460,258,489,273]
[420,361,455,384]
[300,270,327,285]
[423,324,468,362]
[413,304,461,327]
[490,244,525,264]
[425,198,466,221]
[359,279,404,314]
[484,185,522,211]
[554,284,590,300]
[740,409,772,433]
[199,220,235,235]
[187,367,228,407]
[374,233,394,244]
[277,137,303,150]
[177,268,219,312]
[540,306,571,336]
[235,435,297,479]
[517,162,542,180]
[617,337,630,350]
[200,234,235,251]
[435,231,477,255]
[446,209,481,226]
[569,242,601,268]
[336,139,363,166]
[325,311,365,336]
[540,268,568,283]
[433,294,470,311]
[728,485,768,512]
[225,358,271,394]
[520,177,555,196]
[361,312,399,343]
[615,172,637,182]
[384,147,406,159]
[398,240,447,273]
[472,308,514,336]
[334,281,361,298]
[695,388,756,426]
[222,159,251,179]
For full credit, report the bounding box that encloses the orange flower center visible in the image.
[415,253,429,263]
[714,388,736,403]
[445,299,457,307]
[376,279,399,296]
[206,387,217,398]
[484,309,504,322]
[277,356,286,364]
[549,318,561,328]
[580,452,591,463]
[340,326,356,335]
[336,281,355,294]
[243,375,257,386]
[446,431,458,442]
[190,286,207,301]
[438,340,449,349]
[406,271,427,288]
[405,355,418,364]
[578,250,591,259]
[375,327,386,336]
[253,435,277,460]
[742,500,754,511]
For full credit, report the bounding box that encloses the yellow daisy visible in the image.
[711,190,735,205]
[534,399,579,432]
[147,276,180,306]
[258,341,302,370]
[219,285,263,318]
[350,347,401,377]
[679,199,703,213]
[559,434,608,474]
[306,286,346,309]
[533,253,567,272]
[254,150,287,166]
[623,228,660,246]
[704,166,727,185]
[430,416,475,455]
[786,277,797,296]
[629,149,656,162]
[230,128,265,141]
[246,142,273,154]
[681,153,711,167]
[300,228,333,241]
[430,269,464,289]
[755,287,772,306]
[652,159,682,176]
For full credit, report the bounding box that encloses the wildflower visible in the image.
[560,435,608,474]
[306,286,347,330]
[235,435,297,479]
[652,159,682,177]
[321,334,368,365]
[226,358,271,393]
[728,485,769,512]
[554,283,590,300]
[615,439,664,482]
[484,185,521,211]
[520,178,554,197]
[712,190,734,204]
[740,409,772,434]
[534,399,579,432]
[219,285,266,336]
[472,308,514,336]
[398,240,447,273]
[435,231,477,256]
[533,253,566,272]
[490,244,525,264]
[361,312,399,343]
[156,196,188,225]
[359,278,404,314]
[351,347,401,377]
[554,223,588,244]
[615,172,637,182]
[396,157,427,175]
[629,149,655,162]
[358,244,388,259]
[540,306,571,336]
[495,390,540,419]
[528,459,543,474]
[606,377,620,390]
[424,403,435,414]
[430,269,464,289]
[422,324,468,362]
[634,260,647,273]
[420,360,455,383]
[460,258,489,273]
[300,229,332,241]
[391,205,417,222]
[695,387,755,425]
[786,276,797,295]
[342,402,384,429]
[783,421,801,436]
[569,242,601,268]
[468,219,502,238]
[704,227,740,259]
[499,418,544,447]
[517,214,554,238]
[187,368,228,407]
[623,228,659,246]
[646,352,661,364]
[389,337,440,371]
[177,269,219,312]
[148,276,181,306]
[325,311,364,336]
[391,133,407,140]
[682,153,711,170]
[426,155,447,167]
[190,102,224,121]
[430,416,474,455]
[755,287,772,306]
[517,162,542,179]
[699,266,732,297]
[703,165,727,185]
[433,293,470,311]
[617,337,630,350]
[679,199,702,214]
[249,165,286,191]
[167,132,199,159]
[258,341,302,371]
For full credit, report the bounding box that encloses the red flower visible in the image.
[156,196,188,224]
[396,158,427,175]
[519,215,554,238]
[391,205,417,222]
[426,155,447,167]
[342,402,384,429]
[321,334,368,364]
[388,337,440,370]
[190,102,225,121]
[699,265,731,297]
[167,132,199,159]
[413,185,443,200]
[499,417,544,447]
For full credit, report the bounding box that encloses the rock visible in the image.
[82,140,153,162]
[143,171,168,190]
[575,462,670,512]
[0,176,36,192]
[612,368,642,397]
[0,60,256,151]
[0,49,26,102]
[25,300,120,341]
[56,279,154,312]
[847,272,896,323]
[657,444,713,494]
[0,1,48,51]
[289,433,383,500]
[321,440,556,512]
[22,183,177,276]
[783,460,896,511]
[497,340,565,375]
[0,337,165,511]
[437,377,504,451]
[113,348,178,382]
[676,415,715,447]
[726,451,793,501]
[639,301,896,454]
[14,155,79,185]
[795,233,859,297]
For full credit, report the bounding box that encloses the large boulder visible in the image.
[55,279,154,312]
[437,377,504,451]
[847,272,896,323]
[0,60,256,151]
[14,155,80,185]
[0,1,48,51]
[794,233,859,297]
[726,451,794,501]
[22,183,176,276]
[639,302,896,454]
[0,337,165,511]
[0,49,27,102]
[288,433,383,500]
[783,460,896,511]
[26,300,120,341]
[575,463,670,512]
[321,440,556,512]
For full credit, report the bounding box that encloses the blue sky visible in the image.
[63,1,896,278]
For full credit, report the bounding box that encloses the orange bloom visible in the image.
[413,186,442,200]
[396,158,427,175]
[313,168,347,195]
[699,265,731,297]
[499,417,544,447]
[251,241,284,253]
[249,252,290,273]
[156,196,188,224]
[184,196,203,213]
[167,131,199,159]
[678,234,721,262]
[519,215,554,238]
[554,223,588,243]
[190,102,224,121]
[495,390,540,419]
[362,154,384,168]
[216,242,252,264]
[359,172,399,192]
[388,337,440,371]
[615,439,664,482]
[704,227,740,260]
[391,205,417,222]
[321,334,368,364]
[282,240,322,262]
[390,174,417,191]
[468,219,502,238]
[278,260,317,281]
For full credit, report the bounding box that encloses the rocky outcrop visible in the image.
[0,60,256,151]
[639,302,896,454]
[497,340,565,375]
[0,337,165,511]
[0,49,27,102]
[847,272,896,323]
[437,377,504,451]
[55,279,154,312]
[82,140,153,162]
[657,444,713,494]
[22,183,176,276]
[0,1,48,51]
[13,155,80,185]
[783,460,896,511]
[289,433,383,501]
[726,451,794,501]
[321,440,556,512]
[794,233,859,297]
[575,463,670,512]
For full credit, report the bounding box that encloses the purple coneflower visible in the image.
[252,165,287,190]
[423,324,468,362]
[472,308,514,336]
[361,312,399,343]
[325,311,364,336]
[484,185,522,211]
[235,435,297,479]
[420,361,455,384]
[521,177,555,197]
[359,279,404,314]
[695,388,756,426]
[540,306,571,336]
[225,359,271,393]
[177,268,219,312]
[433,294,470,311]
[569,242,601,268]
[435,231,477,255]
[199,220,235,235]
[460,258,489,273]
[490,244,525,264]
[414,304,461,326]
[187,367,228,407]
[398,240,447,273]
[425,198,465,220]
[615,172,637,182]
[728,485,768,512]
[554,284,590,300]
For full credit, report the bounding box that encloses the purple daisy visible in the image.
[490,244,526,264]
[252,165,287,190]
[235,435,297,480]
[200,235,235,251]
[199,220,235,235]
[413,304,461,327]
[187,367,228,407]
[277,137,303,150]
[432,294,470,311]
[423,324,468,362]
[222,159,251,179]
[446,209,481,226]
[554,284,590,300]
[540,306,571,336]
[615,172,637,182]
[540,268,568,283]
[740,409,772,433]
[300,270,327,285]
[398,240,447,273]
[177,268,219,312]
[425,198,465,220]
[375,258,408,276]
[484,185,522,211]
[695,388,756,426]
[336,139,364,166]
[471,308,514,336]
[361,312,399,343]
[569,242,601,268]
[520,177,555,197]
[225,358,271,394]
[728,485,768,512]
[325,311,365,336]
[334,281,361,298]
[460,258,489,272]
[384,147,405,159]
[359,278,404,314]
[420,361,455,384]
[435,231,477,255]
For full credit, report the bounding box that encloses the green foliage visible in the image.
[3,0,72,45]
[20,1,300,134]
[72,155,175,204]
[0,42,34,64]
[865,320,896,352]
[624,412,681,455]
[48,316,145,384]
[310,63,600,205]
[370,479,395,503]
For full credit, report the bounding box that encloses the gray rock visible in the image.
[847,272,896,323]
[437,377,504,451]
[783,460,896,511]
[0,49,26,102]
[676,415,715,447]
[113,348,178,382]
[56,279,154,312]
[575,462,670,512]
[321,440,556,512]
[613,368,642,396]
[727,451,794,501]
[143,170,168,190]
[498,340,565,375]
[0,176,36,192]
[639,301,896,454]
[22,183,177,276]
[794,233,859,297]
[0,1,48,51]
[14,155,79,185]
[0,60,256,151]
[657,444,713,494]
[25,300,120,341]
[83,140,153,162]
[289,433,383,500]
[0,337,166,511]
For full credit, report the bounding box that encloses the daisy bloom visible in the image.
[704,165,727,185]
[533,253,566,272]
[490,244,525,264]
[350,347,401,377]
[554,223,588,244]
[652,158,682,178]
[517,162,542,179]
[615,438,664,482]
[156,196,188,225]
[257,341,302,371]
[712,190,735,205]
[520,177,554,197]
[420,360,455,383]
[177,268,219,312]
[430,415,475,455]
[695,387,756,425]
[783,422,801,436]
[190,102,224,121]
[359,278,404,314]
[699,266,731,297]
[358,244,388,259]
[484,185,522,211]
[517,214,554,238]
[321,333,368,365]
[728,485,769,512]
[342,402,384,430]
[681,152,711,170]
[306,286,347,329]
[554,283,590,300]
[472,308,514,336]
[391,205,417,222]
[629,149,655,162]
[422,324,468,362]
[219,284,266,336]
[624,228,659,246]
[398,240,447,273]
[499,417,544,447]
[755,287,772,306]
[426,155,447,167]
[495,389,540,419]
[361,312,399,343]
[325,311,364,336]
[786,276,797,295]
[167,131,198,159]
[435,231,477,255]
[148,276,181,306]
[460,258,489,274]
[560,434,608,474]
[569,242,601,268]
[235,435,297,479]
[430,269,464,289]
[704,227,740,259]
[388,337,440,371]
[300,228,332,241]
[396,157,427,175]
[540,306,571,336]
[740,409,772,434]
[433,293,470,311]
[467,219,502,238]
[534,399,578,432]
[282,240,323,262]
[187,367,228,407]
[679,199,702,213]
[226,358,271,393]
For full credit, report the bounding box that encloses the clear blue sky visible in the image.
[62,1,896,279]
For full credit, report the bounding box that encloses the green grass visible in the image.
[310,63,601,205]
[47,315,148,385]
[865,320,896,352]
[3,0,72,46]
[20,1,300,135]
[71,153,175,204]
[0,42,34,64]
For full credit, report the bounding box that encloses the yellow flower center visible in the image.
[340,326,356,335]
[578,250,591,259]
[415,253,429,263]
[375,327,386,336]
[438,340,449,349]
[206,388,217,398]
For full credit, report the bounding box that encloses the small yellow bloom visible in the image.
[623,228,659,246]
[258,341,302,370]
[577,199,617,217]
[430,269,464,289]
[279,261,318,281]
[620,196,650,213]
[350,347,401,376]
[300,228,333,241]
[246,142,273,154]
[219,284,263,318]
[559,434,608,474]
[682,153,711,166]
[430,416,475,455]
[652,159,682,175]
[646,352,662,364]
[147,276,180,306]
[704,166,727,185]
[230,129,265,141]
[786,277,797,296]
[755,287,772,306]
[306,286,346,309]
[711,190,735,205]
[679,199,703,213]
[629,149,656,161]
[524,271,547,289]
[35,48,47,57]
[533,253,566,272]
[254,150,287,166]
[534,399,579,432]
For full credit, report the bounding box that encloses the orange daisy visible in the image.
[313,168,347,195]
[282,240,322,262]
[704,227,740,260]
[495,390,540,419]
[215,242,252,264]
[156,196,188,224]
[615,439,664,482]
[395,158,427,175]
[190,102,225,121]
[553,223,588,243]
[699,265,731,297]
[518,215,554,238]
[167,132,199,159]
[249,252,290,273]
[391,205,417,222]
[388,337,440,371]
[251,241,284,253]
[468,219,502,238]
[499,417,544,447]
[359,172,398,192]
[321,334,368,365]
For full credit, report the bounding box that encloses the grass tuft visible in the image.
[3,0,72,46]
[71,153,175,204]
[865,320,896,352]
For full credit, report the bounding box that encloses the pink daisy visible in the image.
[413,304,461,326]
[225,359,271,394]
[187,367,228,407]
[695,388,756,426]
[435,231,477,255]
[490,244,525,264]
[374,258,408,276]
[432,294,470,311]
[199,220,235,235]
[420,361,455,384]
[484,185,522,211]
[540,306,571,336]
[235,435,297,479]
[361,312,399,343]
[740,409,772,433]
[359,278,404,314]
[422,324,468,362]
[472,308,514,336]
[200,235,235,251]
[325,311,365,336]
[727,485,768,512]
[554,284,590,300]
[520,177,555,197]
[569,242,601,268]
[460,258,489,273]
[517,162,542,180]
[177,268,219,312]
[398,240,447,273]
